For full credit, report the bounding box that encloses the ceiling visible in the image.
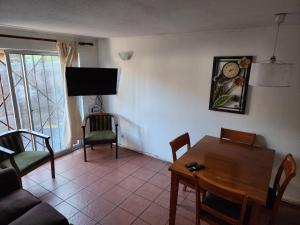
[0,0,299,38]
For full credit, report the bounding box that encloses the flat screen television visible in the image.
[66,67,118,96]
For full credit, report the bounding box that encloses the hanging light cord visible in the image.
[271,22,280,61]
[271,13,286,62]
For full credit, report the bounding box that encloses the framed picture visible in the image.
[209,56,253,114]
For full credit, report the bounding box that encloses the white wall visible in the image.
[98,25,300,203]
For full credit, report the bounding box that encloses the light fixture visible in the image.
[118,51,134,61]
[249,13,293,87]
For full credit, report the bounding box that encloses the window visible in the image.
[0,50,66,153]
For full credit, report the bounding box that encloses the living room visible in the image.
[0,1,299,225]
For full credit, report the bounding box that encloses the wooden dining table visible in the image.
[168,135,275,225]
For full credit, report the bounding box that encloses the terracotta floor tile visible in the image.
[118,163,140,174]
[100,207,136,225]
[176,198,196,222]
[102,170,129,184]
[55,201,79,219]
[132,168,156,181]
[148,173,170,189]
[40,192,63,207]
[154,190,184,209]
[72,172,101,188]
[85,178,115,195]
[118,175,145,192]
[119,193,151,216]
[40,175,70,191]
[158,164,172,177]
[135,182,163,201]
[176,184,192,198]
[186,191,196,202]
[169,214,196,225]
[52,182,83,200]
[132,218,150,225]
[60,168,87,180]
[89,165,111,177]
[143,160,167,172]
[66,189,96,209]
[68,211,97,225]
[140,203,169,225]
[102,186,131,205]
[82,197,116,221]
[28,171,53,183]
[21,176,37,189]
[26,184,49,198]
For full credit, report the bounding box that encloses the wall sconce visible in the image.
[249,13,293,87]
[118,51,134,61]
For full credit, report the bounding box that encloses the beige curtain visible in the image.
[57,41,82,150]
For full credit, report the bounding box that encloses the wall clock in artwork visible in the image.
[209,56,253,114]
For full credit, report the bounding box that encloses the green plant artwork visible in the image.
[209,56,253,114]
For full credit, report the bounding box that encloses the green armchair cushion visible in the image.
[0,151,51,173]
[85,130,116,143]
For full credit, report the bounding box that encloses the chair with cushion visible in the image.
[82,112,118,161]
[266,153,296,225]
[0,168,69,225]
[220,128,256,146]
[169,132,192,192]
[0,129,55,182]
[194,173,249,225]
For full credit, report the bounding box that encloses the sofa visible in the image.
[0,168,69,225]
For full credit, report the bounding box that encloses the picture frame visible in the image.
[209,56,253,114]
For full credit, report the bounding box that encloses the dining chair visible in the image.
[220,128,256,146]
[266,153,296,225]
[169,132,192,191]
[194,173,249,225]
[82,112,118,161]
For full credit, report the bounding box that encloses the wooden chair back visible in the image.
[0,131,25,161]
[269,154,296,225]
[169,132,191,162]
[194,174,248,225]
[88,113,113,131]
[220,128,256,146]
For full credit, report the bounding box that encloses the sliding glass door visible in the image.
[0,50,66,153]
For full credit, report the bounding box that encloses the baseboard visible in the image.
[118,143,171,163]
[282,199,300,207]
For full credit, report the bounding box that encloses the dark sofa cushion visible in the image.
[0,168,21,198]
[9,202,69,225]
[0,189,41,225]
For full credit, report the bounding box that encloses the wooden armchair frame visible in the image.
[0,129,55,180]
[82,112,119,161]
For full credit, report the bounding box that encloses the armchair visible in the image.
[82,112,118,161]
[0,129,55,182]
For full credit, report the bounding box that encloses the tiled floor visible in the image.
[22,145,299,225]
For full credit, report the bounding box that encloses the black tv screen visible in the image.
[66,67,118,96]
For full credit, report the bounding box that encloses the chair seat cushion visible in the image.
[85,130,116,142]
[9,202,69,225]
[0,189,41,225]
[200,193,250,225]
[0,151,51,173]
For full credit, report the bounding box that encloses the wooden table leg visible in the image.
[249,204,262,225]
[169,172,179,225]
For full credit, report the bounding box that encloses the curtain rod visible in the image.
[0,34,94,46]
